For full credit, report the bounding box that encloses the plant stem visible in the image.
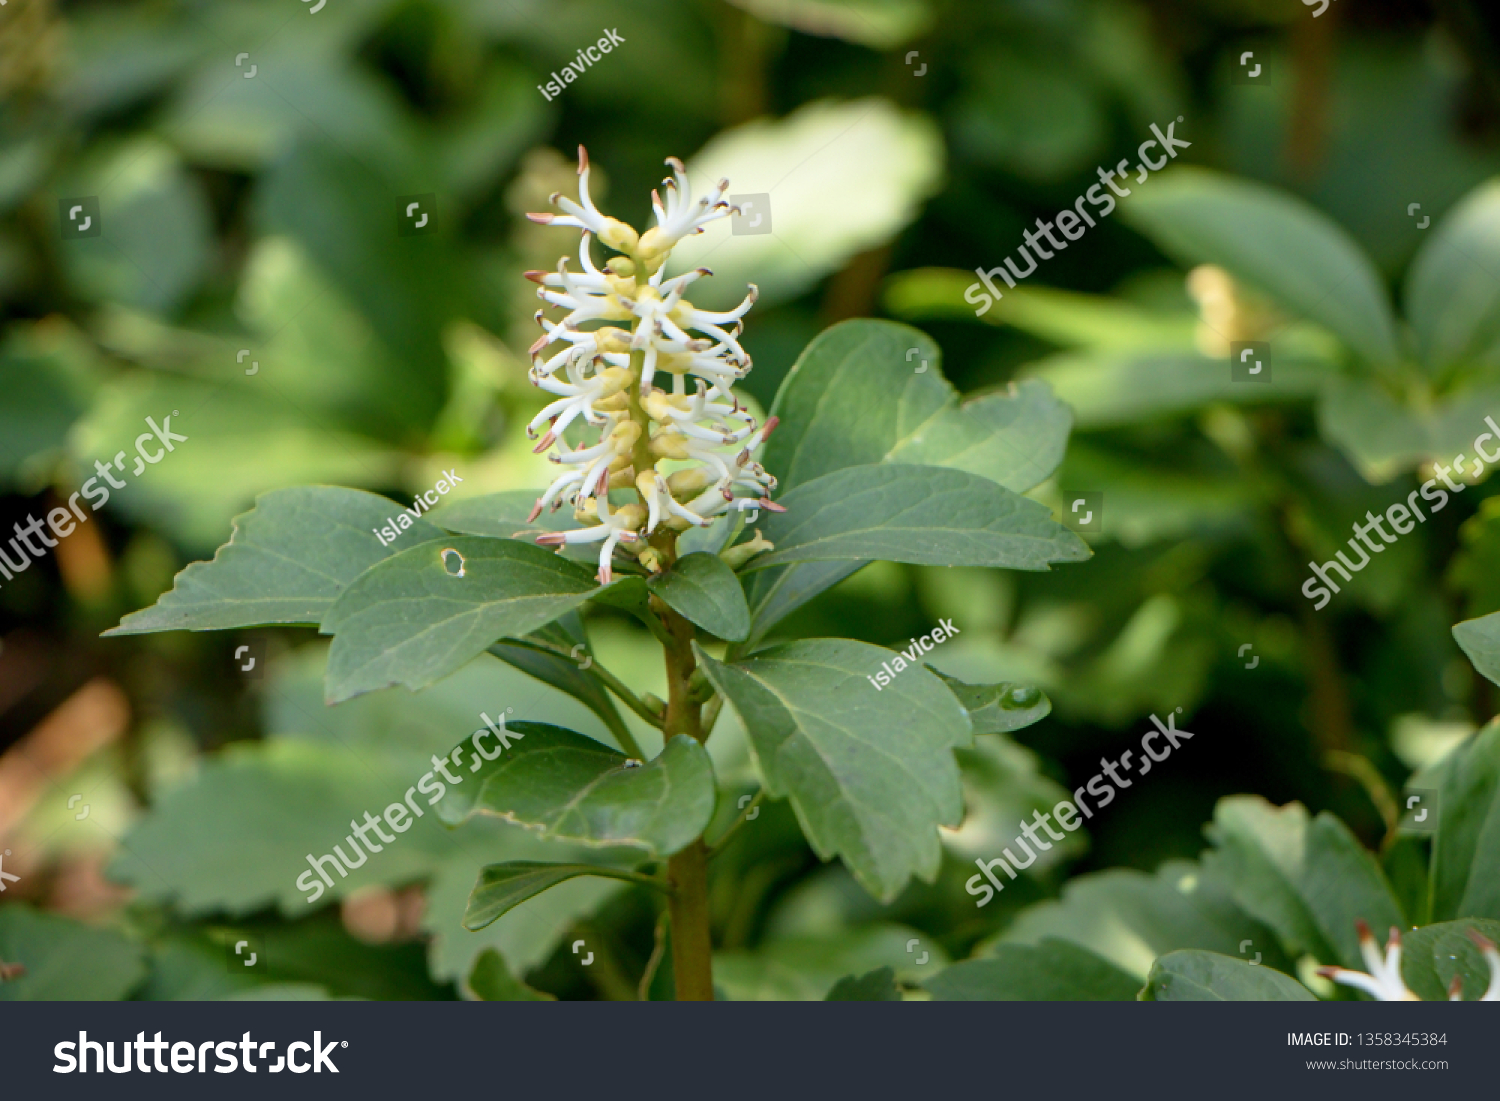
[638,908,670,1000]
[488,639,659,753]
[656,600,705,743]
[707,790,762,856]
[666,840,714,1000]
[700,693,724,739]
[657,595,714,998]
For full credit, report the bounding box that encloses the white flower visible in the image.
[524,147,779,584]
[1318,921,1500,1001]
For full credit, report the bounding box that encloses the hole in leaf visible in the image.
[441,548,466,577]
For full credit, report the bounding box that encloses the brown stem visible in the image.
[666,840,715,1000]
[655,592,713,998]
[655,595,705,744]
[1285,3,1335,181]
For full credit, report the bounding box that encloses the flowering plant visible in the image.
[522,148,780,585]
[112,149,1092,999]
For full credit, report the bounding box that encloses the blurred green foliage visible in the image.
[5,0,1500,1000]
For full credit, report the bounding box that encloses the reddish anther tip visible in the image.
[760,499,786,512]
[527,500,544,523]
[762,416,780,436]
[1467,928,1497,951]
[536,533,567,547]
[526,212,554,224]
[1448,975,1464,998]
[532,429,556,454]
[523,270,546,284]
[578,145,589,171]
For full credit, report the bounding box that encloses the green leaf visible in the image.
[1454,612,1500,689]
[714,924,947,999]
[695,639,971,902]
[990,862,1293,980]
[884,268,1199,350]
[750,464,1090,572]
[0,324,94,489]
[669,101,944,309]
[463,862,663,932]
[1120,167,1399,365]
[1316,376,1500,483]
[108,739,454,915]
[71,373,401,553]
[464,948,555,1001]
[749,318,1075,640]
[1399,918,1500,1001]
[59,138,211,313]
[1404,179,1500,370]
[766,319,1071,495]
[932,670,1051,734]
[0,905,146,1001]
[825,966,901,1000]
[1428,720,1500,921]
[320,537,601,703]
[424,851,625,983]
[486,634,632,750]
[1202,796,1405,969]
[431,489,579,540]
[647,552,750,642]
[256,139,454,429]
[723,0,931,49]
[435,724,716,857]
[107,487,444,635]
[925,940,1142,1000]
[744,561,863,648]
[1142,950,1315,1001]
[1028,349,1325,430]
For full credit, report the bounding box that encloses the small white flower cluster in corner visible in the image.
[1318,920,1500,1001]
[524,147,782,584]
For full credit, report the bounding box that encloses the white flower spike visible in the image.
[1317,921,1500,1001]
[526,146,778,584]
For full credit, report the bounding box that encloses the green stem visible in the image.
[707,790,762,856]
[490,638,659,753]
[638,908,670,1000]
[700,693,724,739]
